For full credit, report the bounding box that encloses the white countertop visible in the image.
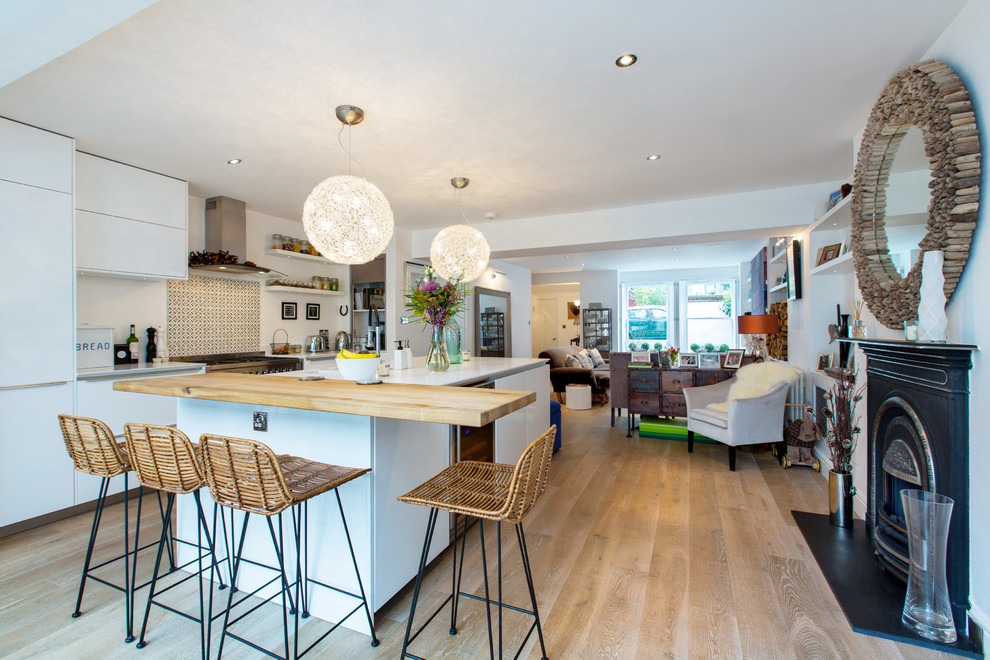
[78,360,207,380]
[310,356,546,386]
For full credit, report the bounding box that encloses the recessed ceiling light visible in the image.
[227,158,242,165]
[615,53,637,68]
[646,154,660,161]
[484,212,499,220]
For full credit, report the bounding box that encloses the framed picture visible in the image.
[405,261,430,291]
[281,302,297,320]
[678,352,698,368]
[786,239,802,300]
[817,352,834,371]
[826,189,842,211]
[816,243,842,267]
[630,351,651,364]
[699,353,721,370]
[723,349,745,369]
[306,303,320,320]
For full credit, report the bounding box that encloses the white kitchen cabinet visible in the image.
[0,383,75,527]
[76,209,188,279]
[76,152,186,229]
[75,152,188,279]
[0,117,73,193]
[0,179,74,388]
[74,367,203,503]
[494,364,550,464]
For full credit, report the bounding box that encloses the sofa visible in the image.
[537,346,610,405]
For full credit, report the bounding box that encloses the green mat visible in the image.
[638,417,717,443]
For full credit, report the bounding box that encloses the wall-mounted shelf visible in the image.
[264,285,345,296]
[810,251,854,276]
[809,194,852,234]
[352,308,387,313]
[769,282,787,294]
[265,248,337,265]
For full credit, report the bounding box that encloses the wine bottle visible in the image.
[127,324,139,363]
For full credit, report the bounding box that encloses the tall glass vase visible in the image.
[445,322,462,365]
[901,489,956,643]
[426,325,450,372]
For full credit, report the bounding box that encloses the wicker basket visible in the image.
[270,328,290,355]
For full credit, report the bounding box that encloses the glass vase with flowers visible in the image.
[405,267,469,372]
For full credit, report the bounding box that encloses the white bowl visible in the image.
[334,356,380,381]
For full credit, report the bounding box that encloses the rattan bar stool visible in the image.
[398,426,556,660]
[198,433,379,659]
[57,414,173,643]
[123,423,231,658]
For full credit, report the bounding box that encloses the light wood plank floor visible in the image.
[0,404,961,659]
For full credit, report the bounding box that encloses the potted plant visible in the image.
[703,343,716,353]
[718,343,729,353]
[690,343,700,352]
[628,342,638,351]
[653,342,663,351]
[820,367,865,527]
[640,342,650,351]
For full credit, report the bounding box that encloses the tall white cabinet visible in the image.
[0,118,76,527]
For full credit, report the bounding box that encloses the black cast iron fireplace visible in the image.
[859,339,975,637]
[793,338,980,656]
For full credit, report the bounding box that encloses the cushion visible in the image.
[589,348,606,367]
[575,350,593,369]
[564,354,582,368]
[690,407,729,429]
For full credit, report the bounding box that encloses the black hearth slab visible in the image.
[792,510,981,658]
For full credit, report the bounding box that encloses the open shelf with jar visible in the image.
[266,247,335,264]
[264,285,345,296]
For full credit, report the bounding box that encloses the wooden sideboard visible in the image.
[626,365,734,437]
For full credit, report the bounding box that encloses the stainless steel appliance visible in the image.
[306,335,327,353]
[173,352,303,374]
[334,330,352,351]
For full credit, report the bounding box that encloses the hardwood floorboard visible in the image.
[0,403,965,659]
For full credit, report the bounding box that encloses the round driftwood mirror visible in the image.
[851,60,981,329]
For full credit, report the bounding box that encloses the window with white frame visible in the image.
[620,283,673,352]
[683,280,736,352]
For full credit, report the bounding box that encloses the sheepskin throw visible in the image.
[706,361,799,412]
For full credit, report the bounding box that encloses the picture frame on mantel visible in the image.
[306,303,320,320]
[282,302,297,320]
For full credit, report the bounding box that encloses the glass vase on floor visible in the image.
[445,322,462,365]
[426,325,450,372]
[901,489,956,643]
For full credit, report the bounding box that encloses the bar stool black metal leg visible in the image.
[497,520,503,659]
[401,508,439,659]
[123,473,135,643]
[72,477,108,619]
[478,519,495,659]
[334,488,378,646]
[128,483,147,644]
[136,493,176,649]
[264,515,292,659]
[449,513,459,635]
[516,523,548,660]
[218,513,250,660]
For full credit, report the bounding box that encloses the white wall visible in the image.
[465,260,532,358]
[531,283,580,355]
[533,270,619,351]
[922,0,990,631]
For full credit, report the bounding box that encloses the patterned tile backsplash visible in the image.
[167,276,260,356]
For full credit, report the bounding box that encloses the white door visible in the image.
[532,298,558,356]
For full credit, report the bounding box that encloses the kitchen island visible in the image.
[114,357,548,636]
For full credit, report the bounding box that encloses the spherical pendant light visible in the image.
[430,224,491,282]
[302,105,394,264]
[429,177,491,282]
[303,174,393,264]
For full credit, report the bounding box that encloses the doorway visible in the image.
[474,287,511,357]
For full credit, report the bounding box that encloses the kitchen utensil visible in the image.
[334,331,351,351]
[306,335,326,353]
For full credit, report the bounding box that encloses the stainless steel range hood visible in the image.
[192,196,281,275]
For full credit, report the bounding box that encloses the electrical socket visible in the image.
[253,412,268,432]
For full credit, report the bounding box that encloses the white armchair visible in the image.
[683,379,790,471]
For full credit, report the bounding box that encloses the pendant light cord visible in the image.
[337,123,367,178]
[457,187,470,225]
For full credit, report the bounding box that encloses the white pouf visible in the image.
[565,384,592,410]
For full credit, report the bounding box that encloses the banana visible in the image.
[339,349,380,359]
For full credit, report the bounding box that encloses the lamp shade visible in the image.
[429,224,490,282]
[738,313,779,335]
[302,174,394,265]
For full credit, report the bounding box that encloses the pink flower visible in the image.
[419,280,439,292]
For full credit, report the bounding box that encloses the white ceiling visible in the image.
[0,0,967,272]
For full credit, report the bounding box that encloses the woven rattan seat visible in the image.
[399,426,555,524]
[59,414,130,477]
[198,434,370,516]
[196,433,377,658]
[399,426,556,660]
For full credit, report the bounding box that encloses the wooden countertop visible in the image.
[113,372,536,427]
